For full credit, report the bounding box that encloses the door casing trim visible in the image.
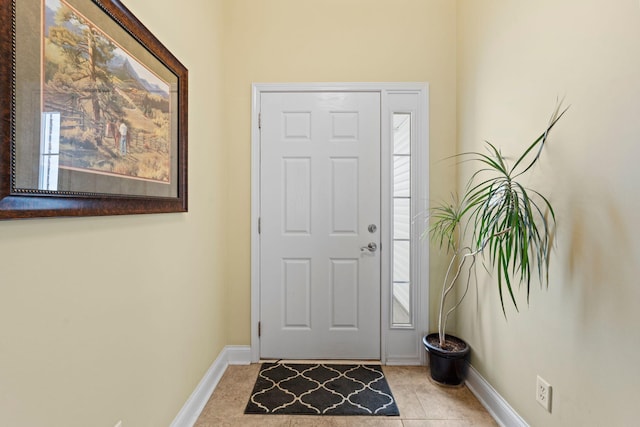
[251,83,429,364]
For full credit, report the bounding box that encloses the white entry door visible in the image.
[260,91,381,359]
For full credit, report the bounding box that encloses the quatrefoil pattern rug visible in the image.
[244,363,399,416]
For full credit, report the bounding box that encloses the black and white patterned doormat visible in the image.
[244,363,400,416]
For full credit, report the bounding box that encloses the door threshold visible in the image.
[260,359,382,365]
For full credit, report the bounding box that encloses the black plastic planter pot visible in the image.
[423,333,470,386]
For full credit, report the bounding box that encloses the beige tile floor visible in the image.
[195,364,498,426]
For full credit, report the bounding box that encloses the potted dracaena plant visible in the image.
[422,103,568,386]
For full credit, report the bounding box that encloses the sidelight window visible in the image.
[391,113,412,326]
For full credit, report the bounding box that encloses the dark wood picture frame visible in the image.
[0,0,188,219]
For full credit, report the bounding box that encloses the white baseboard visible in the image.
[385,356,423,366]
[465,364,529,427]
[170,345,251,427]
[225,345,252,365]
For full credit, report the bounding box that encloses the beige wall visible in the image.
[222,0,458,344]
[0,1,227,426]
[456,0,640,425]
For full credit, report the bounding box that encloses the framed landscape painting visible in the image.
[0,0,188,219]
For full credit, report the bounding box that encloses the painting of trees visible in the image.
[43,0,171,183]
[48,3,116,122]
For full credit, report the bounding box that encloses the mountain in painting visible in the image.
[110,56,170,99]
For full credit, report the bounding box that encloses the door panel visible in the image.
[260,91,381,359]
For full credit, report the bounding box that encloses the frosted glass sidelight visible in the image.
[391,113,412,326]
[393,114,411,154]
[394,155,410,197]
[394,198,410,240]
[392,282,411,325]
[393,241,411,282]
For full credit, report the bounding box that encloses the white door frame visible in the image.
[251,83,429,364]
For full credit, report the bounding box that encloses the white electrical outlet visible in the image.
[536,375,552,412]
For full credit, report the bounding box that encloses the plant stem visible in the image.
[438,253,459,346]
[437,228,511,348]
[438,248,479,347]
